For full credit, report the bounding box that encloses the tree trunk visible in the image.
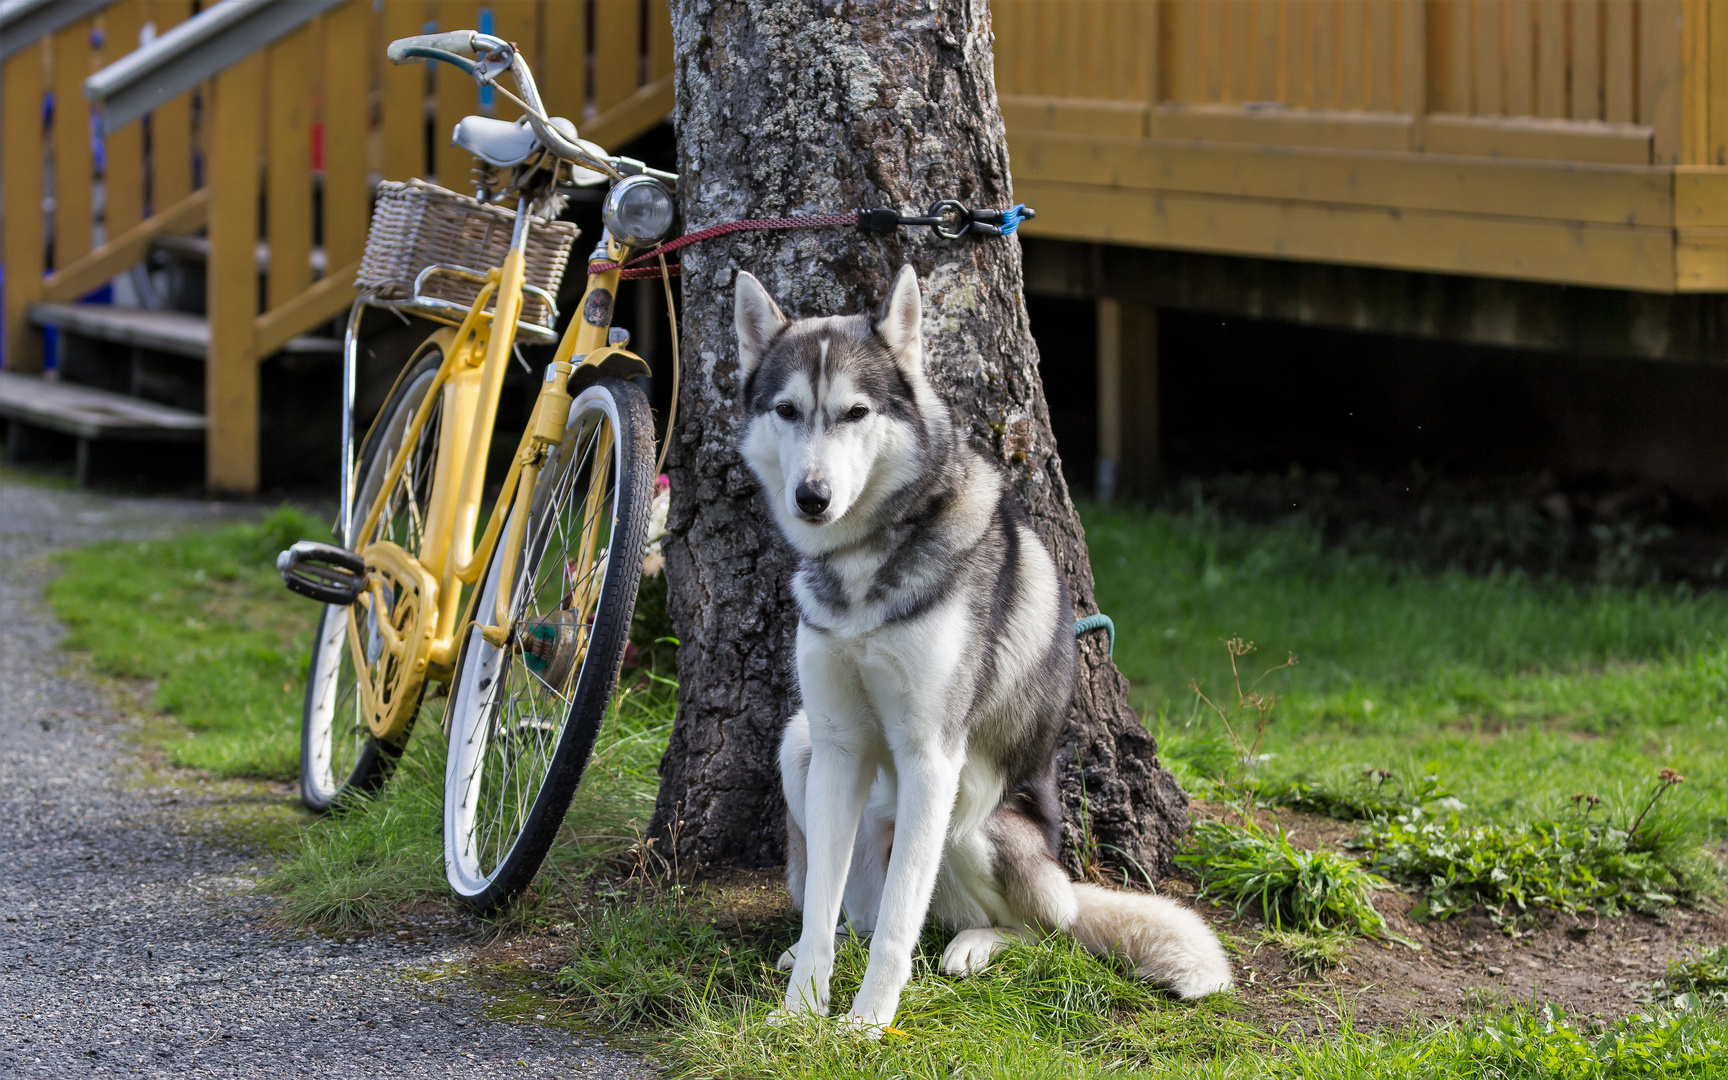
[651,0,1190,880]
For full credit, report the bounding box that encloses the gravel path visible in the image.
[0,480,651,1078]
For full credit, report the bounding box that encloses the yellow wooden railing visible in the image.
[994,0,1728,293]
[2,0,674,494]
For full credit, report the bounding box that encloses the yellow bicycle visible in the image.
[279,28,679,909]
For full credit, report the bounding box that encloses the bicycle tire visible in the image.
[299,340,446,812]
[442,376,654,909]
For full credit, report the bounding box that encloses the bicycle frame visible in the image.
[340,211,647,736]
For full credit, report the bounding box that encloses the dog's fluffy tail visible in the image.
[1067,883,1233,999]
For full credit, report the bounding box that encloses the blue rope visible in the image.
[998,204,1029,235]
[1073,613,1114,657]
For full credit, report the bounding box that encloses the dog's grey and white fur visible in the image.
[734,266,1232,1030]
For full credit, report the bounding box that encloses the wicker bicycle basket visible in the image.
[356,179,581,328]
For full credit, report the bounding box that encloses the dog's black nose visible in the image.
[795,478,831,517]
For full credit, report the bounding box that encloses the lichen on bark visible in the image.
[650,0,1189,879]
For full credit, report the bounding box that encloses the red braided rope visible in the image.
[618,264,679,280]
[588,214,859,274]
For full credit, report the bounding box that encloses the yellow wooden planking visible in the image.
[150,0,195,209]
[42,189,208,304]
[321,1,371,273]
[382,0,427,180]
[1311,0,1336,108]
[1426,0,1470,113]
[1285,0,1309,106]
[1011,176,1676,291]
[1163,0,1196,101]
[649,0,675,81]
[582,74,674,150]
[1250,0,1279,102]
[1422,113,1653,164]
[1003,95,1149,139]
[541,0,589,124]
[1007,128,1675,226]
[207,53,266,494]
[1642,0,1686,164]
[265,25,314,310]
[488,0,538,120]
[1535,0,1566,117]
[1676,229,1728,289]
[1711,0,1728,166]
[1604,0,1635,122]
[436,2,480,187]
[1339,0,1364,109]
[1224,0,1250,103]
[1148,102,1414,152]
[1471,0,1503,114]
[1674,166,1728,288]
[593,0,639,113]
[1368,0,1395,112]
[1571,0,1602,121]
[1397,0,1425,114]
[1505,0,1535,117]
[254,259,360,359]
[2,45,47,372]
[103,0,149,240]
[52,21,97,269]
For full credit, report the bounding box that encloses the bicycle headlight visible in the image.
[601,174,676,248]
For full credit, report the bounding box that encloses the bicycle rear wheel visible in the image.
[300,341,445,811]
[442,376,654,908]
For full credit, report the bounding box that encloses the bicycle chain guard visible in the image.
[347,542,439,741]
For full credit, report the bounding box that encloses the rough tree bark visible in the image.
[650,0,1189,879]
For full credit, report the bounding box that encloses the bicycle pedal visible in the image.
[277,540,368,605]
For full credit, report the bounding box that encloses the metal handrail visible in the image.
[1,0,111,63]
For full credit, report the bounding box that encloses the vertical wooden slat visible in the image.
[1095,297,1121,502]
[1504,0,1535,115]
[1534,0,1567,116]
[1641,0,1685,163]
[103,0,149,240]
[1709,0,1728,164]
[1369,0,1396,110]
[382,0,426,180]
[266,24,314,310]
[541,0,589,122]
[1313,0,1337,108]
[151,0,196,209]
[1398,0,1426,114]
[322,0,371,274]
[1571,0,1603,119]
[1036,1,1062,96]
[593,0,639,111]
[436,2,479,186]
[1428,0,1471,113]
[648,0,675,81]
[1471,0,1503,113]
[489,0,539,121]
[1603,0,1636,121]
[1680,0,1717,165]
[207,52,266,495]
[1290,0,1314,107]
[1165,0,1196,102]
[1339,0,1364,108]
[1225,0,1252,102]
[1136,0,1161,106]
[51,21,98,269]
[1252,0,1280,101]
[2,45,47,372]
[1200,0,1225,101]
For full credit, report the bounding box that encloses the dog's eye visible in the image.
[774,401,797,420]
[845,405,869,421]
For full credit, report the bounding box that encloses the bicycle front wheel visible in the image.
[300,340,446,811]
[442,376,654,909]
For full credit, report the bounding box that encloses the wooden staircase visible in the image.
[1,0,676,492]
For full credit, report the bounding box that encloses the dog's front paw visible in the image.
[940,927,1012,976]
[775,947,796,972]
[838,1012,888,1040]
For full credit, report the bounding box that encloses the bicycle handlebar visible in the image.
[387,30,496,65]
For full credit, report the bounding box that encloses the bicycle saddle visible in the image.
[451,114,578,167]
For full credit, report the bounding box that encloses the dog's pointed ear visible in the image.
[735,272,787,381]
[874,265,923,372]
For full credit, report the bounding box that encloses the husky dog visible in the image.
[732,266,1232,1030]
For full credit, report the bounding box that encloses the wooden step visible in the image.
[29,302,341,359]
[151,234,329,276]
[0,371,206,442]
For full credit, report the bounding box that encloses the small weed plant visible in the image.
[1359,770,1708,927]
[1663,945,1728,1009]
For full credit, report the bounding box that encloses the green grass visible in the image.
[45,506,324,778]
[38,494,1728,1078]
[1175,818,1398,940]
[1085,501,1728,843]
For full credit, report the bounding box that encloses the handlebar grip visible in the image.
[387,31,478,64]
